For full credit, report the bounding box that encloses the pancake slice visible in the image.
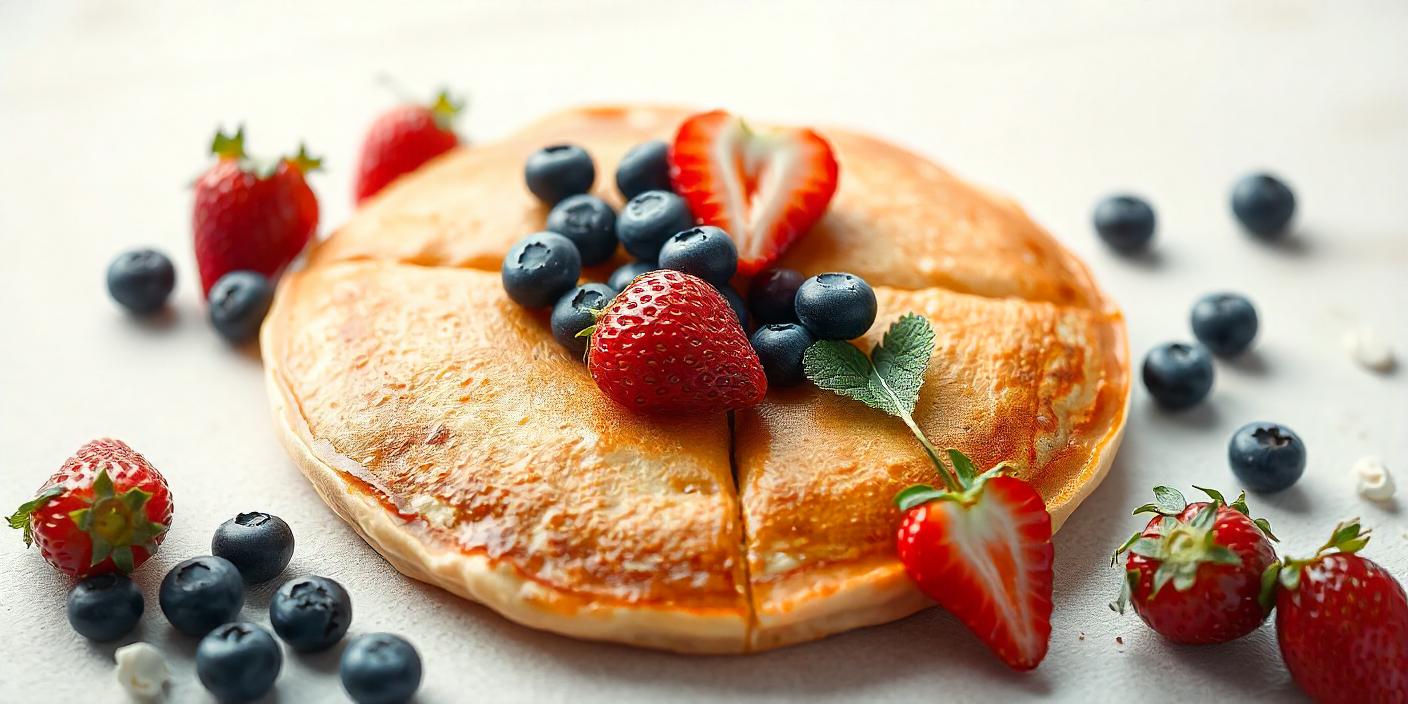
[263,260,750,652]
[310,105,1103,309]
[735,286,1128,650]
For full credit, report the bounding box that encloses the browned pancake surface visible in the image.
[270,261,747,612]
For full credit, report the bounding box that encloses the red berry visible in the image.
[193,127,321,295]
[896,454,1054,670]
[1112,486,1277,644]
[587,270,766,414]
[7,439,173,578]
[670,110,839,277]
[354,90,463,205]
[1273,520,1408,702]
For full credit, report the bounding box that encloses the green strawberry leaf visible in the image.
[946,449,979,485]
[870,313,935,415]
[7,487,63,547]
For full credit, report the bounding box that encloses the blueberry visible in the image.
[1191,293,1259,356]
[1093,194,1156,252]
[1228,422,1306,492]
[501,232,582,309]
[1141,342,1214,410]
[269,575,352,653]
[1231,173,1296,238]
[616,190,694,262]
[607,261,656,292]
[616,140,672,200]
[794,273,877,340]
[196,622,282,703]
[208,271,274,345]
[659,226,738,285]
[211,511,295,584]
[107,248,175,315]
[546,194,618,266]
[749,268,805,325]
[719,284,749,329]
[551,283,614,355]
[159,556,245,636]
[751,323,815,387]
[524,144,594,206]
[67,573,144,641]
[341,633,423,704]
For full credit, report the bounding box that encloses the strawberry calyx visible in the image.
[69,469,168,573]
[895,448,1018,510]
[1110,486,1277,613]
[208,125,322,178]
[1260,518,1370,607]
[210,125,248,161]
[428,89,466,132]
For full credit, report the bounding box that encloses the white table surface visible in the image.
[2,2,1405,702]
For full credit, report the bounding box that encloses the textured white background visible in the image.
[2,2,1405,702]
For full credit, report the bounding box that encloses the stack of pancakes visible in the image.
[261,106,1129,653]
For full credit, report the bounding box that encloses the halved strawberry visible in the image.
[895,450,1054,670]
[670,110,838,277]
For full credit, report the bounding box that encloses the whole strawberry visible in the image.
[1270,520,1408,702]
[587,270,766,414]
[354,90,463,204]
[193,126,321,295]
[1111,486,1278,644]
[8,439,173,578]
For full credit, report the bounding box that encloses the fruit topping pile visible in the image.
[500,110,876,416]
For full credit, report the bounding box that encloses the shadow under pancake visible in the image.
[399,563,1053,699]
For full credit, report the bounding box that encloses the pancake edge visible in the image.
[259,286,751,655]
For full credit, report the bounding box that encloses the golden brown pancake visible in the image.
[262,104,1129,653]
[264,261,749,652]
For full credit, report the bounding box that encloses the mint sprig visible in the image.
[804,313,967,491]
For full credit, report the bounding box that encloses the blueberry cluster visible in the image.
[746,269,877,388]
[1140,288,1305,492]
[507,141,751,353]
[106,248,275,345]
[64,511,421,703]
[1093,172,1297,253]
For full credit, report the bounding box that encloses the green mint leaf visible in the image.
[870,314,935,416]
[803,340,894,414]
[803,314,936,419]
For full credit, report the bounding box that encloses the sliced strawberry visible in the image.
[895,452,1053,670]
[670,110,838,277]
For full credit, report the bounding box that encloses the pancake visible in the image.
[262,104,1129,653]
[736,287,1127,650]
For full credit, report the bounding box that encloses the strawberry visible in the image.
[193,126,321,295]
[1111,486,1278,644]
[1268,519,1408,702]
[8,439,173,578]
[670,110,838,277]
[586,270,766,414]
[895,450,1054,670]
[354,90,464,205]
